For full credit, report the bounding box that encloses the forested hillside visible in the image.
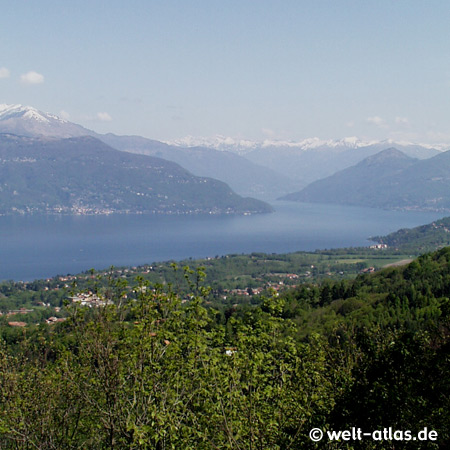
[0,247,449,448]
[0,134,271,215]
[281,147,450,212]
[371,216,450,253]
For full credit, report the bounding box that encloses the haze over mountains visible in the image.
[0,134,271,215]
[1,104,449,213]
[0,105,294,200]
[0,105,271,215]
[282,147,450,212]
[168,135,443,187]
[99,134,295,200]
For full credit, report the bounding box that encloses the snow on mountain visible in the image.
[2,103,449,201]
[167,135,445,188]
[0,104,66,123]
[166,135,382,153]
[166,135,450,157]
[2,104,447,154]
[0,104,92,138]
[165,135,259,153]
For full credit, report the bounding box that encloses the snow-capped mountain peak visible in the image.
[165,135,378,154]
[0,104,68,124]
[165,134,450,155]
[0,104,91,138]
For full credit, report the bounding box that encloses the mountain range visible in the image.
[0,105,294,200]
[0,104,93,138]
[0,132,271,216]
[242,141,441,187]
[1,104,446,201]
[2,103,450,213]
[167,135,443,187]
[281,147,450,211]
[99,134,296,200]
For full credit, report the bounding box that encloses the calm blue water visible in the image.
[0,201,444,281]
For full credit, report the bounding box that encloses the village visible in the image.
[0,243,405,330]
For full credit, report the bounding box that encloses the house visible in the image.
[370,244,388,249]
[69,292,113,307]
[8,321,27,327]
[45,317,67,325]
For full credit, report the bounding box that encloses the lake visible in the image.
[0,201,445,281]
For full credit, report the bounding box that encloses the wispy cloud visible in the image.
[96,112,112,122]
[366,116,387,128]
[0,67,10,79]
[20,71,44,85]
[81,112,113,122]
[395,116,409,125]
[59,110,71,120]
[261,128,275,138]
[425,130,450,144]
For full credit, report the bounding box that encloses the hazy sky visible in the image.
[1,0,450,144]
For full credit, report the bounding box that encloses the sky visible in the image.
[1,0,450,145]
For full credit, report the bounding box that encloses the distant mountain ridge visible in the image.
[242,142,441,187]
[0,104,93,138]
[166,135,448,153]
[281,147,450,212]
[0,105,296,199]
[167,134,444,188]
[0,133,272,215]
[0,104,446,201]
[100,134,297,200]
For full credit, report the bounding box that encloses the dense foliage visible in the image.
[0,246,412,317]
[0,248,450,448]
[371,216,450,253]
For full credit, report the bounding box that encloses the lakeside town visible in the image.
[0,244,405,329]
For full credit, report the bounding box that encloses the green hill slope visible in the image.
[281,147,450,211]
[100,134,296,200]
[371,216,450,252]
[0,245,450,447]
[281,148,417,207]
[0,134,272,215]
